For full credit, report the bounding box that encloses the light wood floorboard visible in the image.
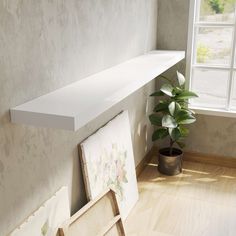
[125,157,236,236]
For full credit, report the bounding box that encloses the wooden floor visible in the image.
[125,158,236,236]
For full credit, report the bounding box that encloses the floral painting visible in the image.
[80,111,139,219]
[89,143,128,201]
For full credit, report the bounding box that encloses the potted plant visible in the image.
[149,71,198,175]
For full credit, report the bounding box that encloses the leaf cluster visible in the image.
[209,0,224,14]
[149,71,198,149]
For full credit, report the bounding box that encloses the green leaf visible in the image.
[177,71,185,86]
[168,102,175,116]
[182,107,195,114]
[175,91,198,100]
[178,100,189,109]
[179,117,196,124]
[149,114,162,126]
[160,84,174,97]
[176,109,189,116]
[150,90,165,97]
[154,101,169,112]
[179,126,189,137]
[176,111,196,124]
[173,87,183,95]
[175,102,181,115]
[176,141,185,149]
[162,115,177,128]
[188,108,196,114]
[175,108,188,119]
[152,128,168,141]
[168,127,181,141]
[176,110,191,120]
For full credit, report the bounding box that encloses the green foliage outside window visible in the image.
[197,44,211,63]
[209,0,225,14]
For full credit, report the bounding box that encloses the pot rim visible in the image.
[159,147,183,157]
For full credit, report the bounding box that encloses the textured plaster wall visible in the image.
[186,114,236,157]
[0,1,158,234]
[157,0,189,51]
[156,0,189,76]
[156,0,236,158]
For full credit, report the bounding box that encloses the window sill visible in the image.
[189,106,236,118]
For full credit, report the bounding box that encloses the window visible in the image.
[186,0,236,116]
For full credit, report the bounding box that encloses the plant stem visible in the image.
[170,138,174,156]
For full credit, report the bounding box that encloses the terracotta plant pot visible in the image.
[158,147,183,176]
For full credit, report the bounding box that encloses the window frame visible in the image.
[186,0,236,117]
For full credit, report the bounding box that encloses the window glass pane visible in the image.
[195,27,233,65]
[230,72,236,110]
[191,68,229,109]
[198,0,236,23]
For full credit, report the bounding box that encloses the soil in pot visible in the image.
[158,147,183,176]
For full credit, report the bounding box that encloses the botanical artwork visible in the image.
[90,143,128,201]
[80,111,139,219]
[11,187,70,236]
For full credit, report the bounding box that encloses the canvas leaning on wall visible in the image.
[79,110,139,220]
[10,187,70,236]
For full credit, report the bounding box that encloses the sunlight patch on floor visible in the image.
[183,168,209,175]
[220,175,236,179]
[195,177,217,182]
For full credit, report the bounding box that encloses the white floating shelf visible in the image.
[10,50,185,131]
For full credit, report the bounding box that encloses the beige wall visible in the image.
[186,114,236,157]
[0,1,158,234]
[156,0,236,158]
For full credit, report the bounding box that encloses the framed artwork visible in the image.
[58,188,126,236]
[10,187,70,236]
[79,110,138,220]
